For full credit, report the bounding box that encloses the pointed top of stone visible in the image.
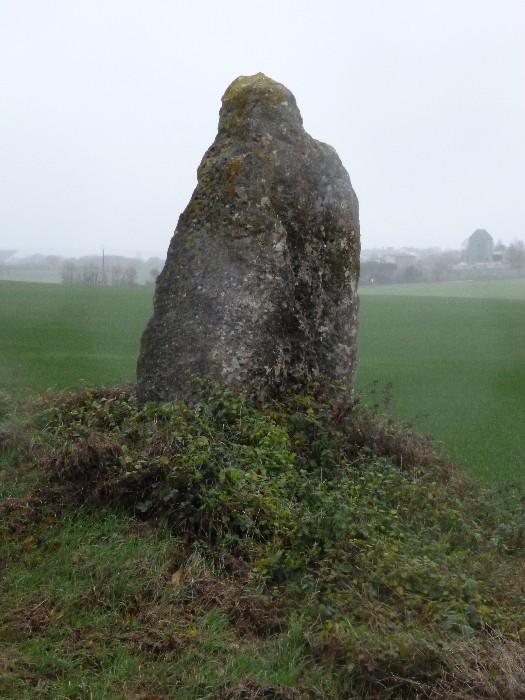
[218,72,303,142]
[137,74,360,403]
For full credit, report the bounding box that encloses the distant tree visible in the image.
[81,263,101,286]
[430,251,460,281]
[401,265,423,283]
[111,264,124,286]
[46,255,62,268]
[507,240,525,274]
[61,260,78,284]
[122,266,138,287]
[146,256,165,270]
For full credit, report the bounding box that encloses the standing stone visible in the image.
[136,73,360,402]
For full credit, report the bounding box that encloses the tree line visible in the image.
[0,252,164,287]
[360,240,524,286]
[61,256,162,287]
[60,259,160,287]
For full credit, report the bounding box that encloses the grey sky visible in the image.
[1,0,524,257]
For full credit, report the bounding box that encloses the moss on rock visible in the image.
[137,74,360,402]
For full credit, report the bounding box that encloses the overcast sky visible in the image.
[1,0,524,257]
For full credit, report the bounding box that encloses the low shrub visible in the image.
[3,380,525,697]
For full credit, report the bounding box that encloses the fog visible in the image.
[1,0,524,257]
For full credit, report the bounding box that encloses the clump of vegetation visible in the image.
[1,381,525,698]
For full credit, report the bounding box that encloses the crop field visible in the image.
[0,281,153,398]
[356,278,525,482]
[1,277,525,697]
[360,277,525,300]
[1,278,524,482]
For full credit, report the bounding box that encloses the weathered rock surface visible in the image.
[136,73,360,402]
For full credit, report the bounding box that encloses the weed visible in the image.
[2,381,524,697]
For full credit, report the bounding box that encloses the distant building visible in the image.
[381,252,417,271]
[466,229,493,264]
[493,241,506,263]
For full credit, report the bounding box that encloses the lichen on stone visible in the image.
[137,73,360,403]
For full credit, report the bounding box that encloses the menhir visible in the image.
[136,73,360,402]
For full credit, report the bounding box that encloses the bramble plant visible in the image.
[1,380,525,698]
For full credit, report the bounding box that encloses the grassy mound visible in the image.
[1,382,524,698]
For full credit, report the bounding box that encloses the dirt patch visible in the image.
[0,496,43,536]
[124,627,185,660]
[186,573,284,637]
[4,599,59,638]
[211,677,323,699]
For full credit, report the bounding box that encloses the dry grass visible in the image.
[2,384,525,698]
[433,635,525,699]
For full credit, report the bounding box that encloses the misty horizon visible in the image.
[1,1,524,254]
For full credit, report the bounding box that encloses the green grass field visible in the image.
[2,278,525,698]
[1,278,523,482]
[0,281,153,398]
[0,268,61,284]
[360,278,525,300]
[356,279,525,482]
